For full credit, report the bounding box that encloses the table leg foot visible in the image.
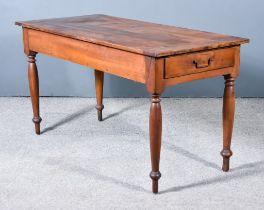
[32,116,42,135]
[150,171,161,193]
[95,105,104,121]
[221,75,235,172]
[149,94,162,194]
[221,149,233,172]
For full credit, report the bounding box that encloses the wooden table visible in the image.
[16,14,249,193]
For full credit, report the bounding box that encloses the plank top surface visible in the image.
[16,14,249,57]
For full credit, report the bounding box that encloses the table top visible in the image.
[16,14,249,57]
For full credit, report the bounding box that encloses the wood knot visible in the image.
[220,149,233,158]
[95,104,104,111]
[151,95,160,103]
[149,171,161,181]
[32,117,42,124]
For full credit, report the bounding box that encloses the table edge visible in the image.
[15,21,250,58]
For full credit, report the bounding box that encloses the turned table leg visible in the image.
[28,52,42,135]
[149,94,162,193]
[221,75,235,172]
[94,70,104,121]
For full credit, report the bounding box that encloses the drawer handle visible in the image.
[193,57,213,69]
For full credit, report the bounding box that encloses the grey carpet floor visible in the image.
[0,97,263,210]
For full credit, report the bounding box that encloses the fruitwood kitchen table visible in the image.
[16,14,249,193]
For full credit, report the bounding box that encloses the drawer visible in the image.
[164,47,236,78]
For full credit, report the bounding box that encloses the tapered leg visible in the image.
[149,94,162,193]
[94,70,104,121]
[28,53,42,135]
[221,75,235,172]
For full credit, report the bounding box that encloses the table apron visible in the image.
[24,28,149,84]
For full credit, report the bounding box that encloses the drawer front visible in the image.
[164,47,236,78]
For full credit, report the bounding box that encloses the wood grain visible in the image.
[16,14,249,57]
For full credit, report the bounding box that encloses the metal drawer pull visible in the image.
[193,57,213,69]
